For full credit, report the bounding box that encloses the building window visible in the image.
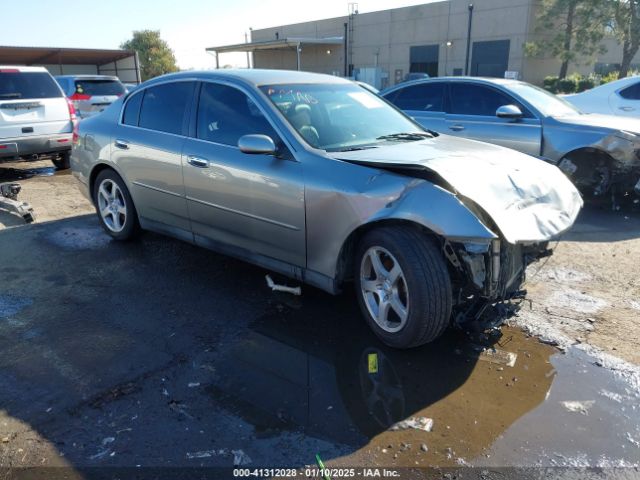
[410,45,439,77]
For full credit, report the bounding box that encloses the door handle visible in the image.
[187,155,209,168]
[449,124,465,132]
[619,106,635,111]
[114,139,129,149]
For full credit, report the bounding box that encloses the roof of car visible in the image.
[0,65,49,72]
[381,76,525,93]
[55,74,120,81]
[142,69,350,88]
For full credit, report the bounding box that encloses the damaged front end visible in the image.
[443,238,551,329]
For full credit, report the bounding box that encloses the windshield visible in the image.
[508,82,582,117]
[0,71,62,99]
[75,79,125,96]
[260,83,430,151]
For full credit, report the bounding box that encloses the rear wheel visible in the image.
[93,169,139,240]
[51,151,70,170]
[354,227,452,349]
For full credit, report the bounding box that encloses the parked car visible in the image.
[402,72,430,83]
[564,76,640,117]
[381,77,640,200]
[123,83,139,93]
[71,70,581,348]
[55,75,125,119]
[0,66,75,169]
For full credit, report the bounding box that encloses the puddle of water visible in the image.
[201,292,640,468]
[477,346,640,467]
[205,302,560,466]
[0,165,56,181]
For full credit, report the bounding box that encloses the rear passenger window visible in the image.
[196,83,278,146]
[139,82,193,135]
[122,92,143,126]
[619,83,640,100]
[387,83,444,111]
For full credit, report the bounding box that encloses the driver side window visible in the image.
[449,83,530,117]
[196,83,278,146]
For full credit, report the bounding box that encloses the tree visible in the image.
[525,0,609,78]
[120,30,179,81]
[610,0,640,78]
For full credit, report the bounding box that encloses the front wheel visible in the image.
[354,227,452,349]
[93,169,140,240]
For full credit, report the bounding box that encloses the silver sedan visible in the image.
[71,70,581,348]
[382,77,640,201]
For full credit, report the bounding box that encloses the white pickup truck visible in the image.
[0,66,76,169]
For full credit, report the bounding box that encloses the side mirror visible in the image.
[238,134,277,155]
[496,104,523,119]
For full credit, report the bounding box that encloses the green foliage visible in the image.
[543,73,598,93]
[601,70,620,84]
[120,30,179,81]
[526,0,610,78]
[543,76,560,93]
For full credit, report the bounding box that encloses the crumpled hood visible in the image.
[329,135,583,244]
[553,113,640,135]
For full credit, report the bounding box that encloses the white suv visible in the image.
[0,66,76,169]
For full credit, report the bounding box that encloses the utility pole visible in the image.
[465,3,474,76]
[244,32,250,68]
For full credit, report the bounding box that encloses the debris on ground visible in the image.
[477,347,518,367]
[188,382,200,388]
[390,416,433,432]
[420,444,428,452]
[265,275,301,295]
[561,400,595,415]
[0,182,35,223]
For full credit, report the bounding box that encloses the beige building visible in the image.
[208,0,639,89]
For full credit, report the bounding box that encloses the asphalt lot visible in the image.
[0,161,639,477]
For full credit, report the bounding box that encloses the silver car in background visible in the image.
[71,70,581,348]
[382,77,640,201]
[55,75,125,119]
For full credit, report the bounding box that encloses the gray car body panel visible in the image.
[382,77,640,186]
[72,70,581,294]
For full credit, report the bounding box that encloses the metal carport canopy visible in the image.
[206,37,344,70]
[0,46,140,82]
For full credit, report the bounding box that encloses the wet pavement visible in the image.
[0,212,639,477]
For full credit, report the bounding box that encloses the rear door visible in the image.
[182,81,305,267]
[445,82,542,156]
[0,69,71,139]
[111,81,195,238]
[383,82,447,132]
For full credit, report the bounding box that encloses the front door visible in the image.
[445,82,542,157]
[182,81,305,268]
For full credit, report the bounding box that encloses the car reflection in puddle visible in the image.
[207,298,557,466]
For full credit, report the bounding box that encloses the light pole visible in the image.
[465,3,474,76]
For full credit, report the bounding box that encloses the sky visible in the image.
[1,0,435,70]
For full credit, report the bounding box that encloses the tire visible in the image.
[93,169,140,240]
[52,151,70,170]
[354,227,452,349]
